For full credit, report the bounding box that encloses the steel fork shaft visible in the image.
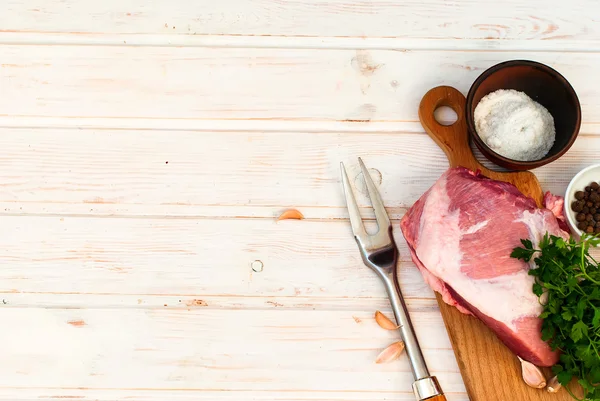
[380,270,429,380]
[381,270,444,401]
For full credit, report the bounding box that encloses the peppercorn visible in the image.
[570,184,600,233]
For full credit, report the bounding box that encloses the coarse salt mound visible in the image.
[474,89,555,161]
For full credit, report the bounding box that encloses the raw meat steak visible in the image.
[400,166,568,367]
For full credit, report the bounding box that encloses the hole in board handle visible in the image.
[434,106,458,126]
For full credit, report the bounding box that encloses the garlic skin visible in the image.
[374,310,399,330]
[277,209,304,221]
[547,375,562,393]
[375,341,405,363]
[518,356,547,389]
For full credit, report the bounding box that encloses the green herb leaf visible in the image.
[532,282,543,297]
[576,299,588,320]
[521,238,533,249]
[511,233,600,400]
[571,321,588,343]
[558,370,573,385]
[511,246,533,261]
[593,308,600,329]
[562,310,574,321]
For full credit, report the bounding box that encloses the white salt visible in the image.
[474,89,555,161]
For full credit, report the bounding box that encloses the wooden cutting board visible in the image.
[414,86,579,401]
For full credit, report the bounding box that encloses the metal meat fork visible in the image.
[340,158,446,401]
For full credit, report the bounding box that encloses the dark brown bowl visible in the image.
[465,60,581,170]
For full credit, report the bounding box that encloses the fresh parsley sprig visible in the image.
[511,233,600,400]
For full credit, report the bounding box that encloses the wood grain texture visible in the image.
[416,85,571,401]
[1,47,599,126]
[0,128,598,218]
[0,307,465,393]
[0,215,435,299]
[0,389,465,401]
[1,1,598,400]
[1,0,599,51]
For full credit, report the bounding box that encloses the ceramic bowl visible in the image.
[465,60,581,171]
[564,163,600,237]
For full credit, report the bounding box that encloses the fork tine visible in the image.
[358,157,390,229]
[340,162,367,238]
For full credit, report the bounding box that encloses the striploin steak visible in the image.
[400,166,568,366]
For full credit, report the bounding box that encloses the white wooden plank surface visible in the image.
[0,215,432,298]
[0,389,463,401]
[2,1,599,400]
[1,0,599,51]
[0,128,596,218]
[0,308,464,391]
[1,46,599,128]
[2,0,594,39]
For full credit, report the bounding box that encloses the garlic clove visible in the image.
[374,310,399,330]
[375,341,405,363]
[518,356,547,389]
[547,375,562,393]
[277,209,304,221]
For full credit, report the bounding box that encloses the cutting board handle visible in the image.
[418,85,485,173]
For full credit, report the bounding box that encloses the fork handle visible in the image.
[412,375,445,401]
[424,395,447,401]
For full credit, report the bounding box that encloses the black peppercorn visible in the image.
[583,207,590,214]
[575,191,585,200]
[586,214,594,221]
[584,191,590,199]
[592,182,600,190]
[596,226,600,234]
[587,226,595,234]
[577,212,586,221]
[586,186,592,192]
[591,207,597,215]
[591,193,600,202]
[578,221,588,230]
